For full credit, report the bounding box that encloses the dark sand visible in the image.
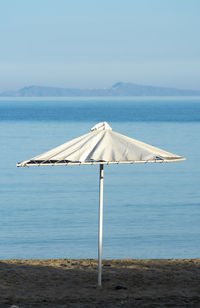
[0,259,200,307]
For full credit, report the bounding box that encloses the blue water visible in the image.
[0,97,200,259]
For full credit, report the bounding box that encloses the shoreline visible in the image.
[0,258,199,307]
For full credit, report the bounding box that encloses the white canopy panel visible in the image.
[17,122,185,167]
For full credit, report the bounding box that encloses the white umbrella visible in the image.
[17,122,185,286]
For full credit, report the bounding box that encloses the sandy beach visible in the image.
[0,259,199,307]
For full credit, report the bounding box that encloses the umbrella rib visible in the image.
[21,158,168,166]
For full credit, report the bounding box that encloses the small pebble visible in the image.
[115,285,127,290]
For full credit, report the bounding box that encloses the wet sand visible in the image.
[0,258,200,307]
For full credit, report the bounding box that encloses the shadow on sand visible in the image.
[0,258,200,307]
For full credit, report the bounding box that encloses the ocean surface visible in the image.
[0,97,200,259]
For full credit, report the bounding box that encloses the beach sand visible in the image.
[0,258,199,307]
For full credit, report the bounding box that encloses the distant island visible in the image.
[1,82,200,97]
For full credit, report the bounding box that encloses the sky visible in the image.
[0,0,200,91]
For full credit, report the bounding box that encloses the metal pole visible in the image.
[98,164,104,287]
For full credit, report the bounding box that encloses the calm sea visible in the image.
[0,97,200,259]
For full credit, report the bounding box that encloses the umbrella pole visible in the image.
[98,164,104,287]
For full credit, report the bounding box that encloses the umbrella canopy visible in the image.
[17,122,185,286]
[17,121,184,167]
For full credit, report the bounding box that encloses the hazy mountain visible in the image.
[111,82,200,96]
[1,82,200,97]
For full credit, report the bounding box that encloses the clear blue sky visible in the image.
[0,0,200,91]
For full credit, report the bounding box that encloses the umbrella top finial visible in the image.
[91,122,112,132]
